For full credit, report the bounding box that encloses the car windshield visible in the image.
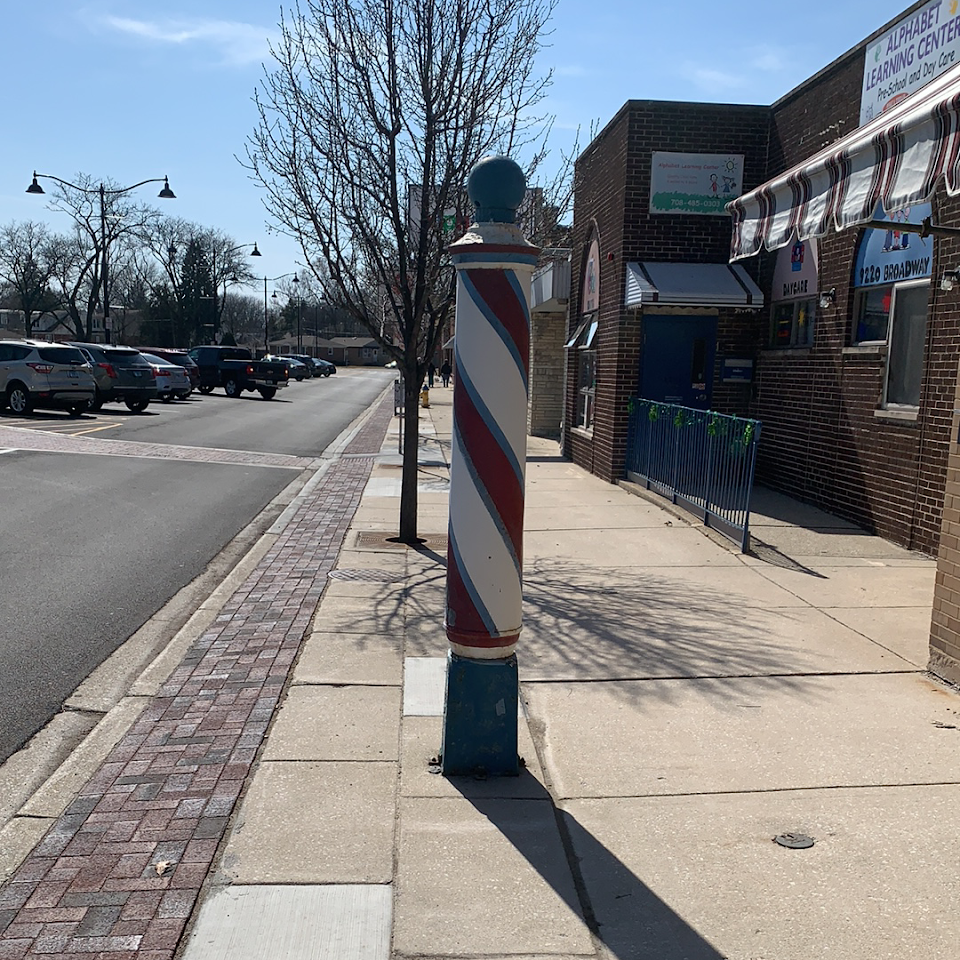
[36,347,86,365]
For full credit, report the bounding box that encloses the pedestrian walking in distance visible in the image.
[440,360,452,387]
[428,361,436,388]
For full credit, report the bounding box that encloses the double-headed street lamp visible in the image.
[263,273,298,352]
[27,172,175,343]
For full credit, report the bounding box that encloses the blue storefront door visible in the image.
[639,314,717,409]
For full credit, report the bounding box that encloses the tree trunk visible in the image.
[399,375,422,543]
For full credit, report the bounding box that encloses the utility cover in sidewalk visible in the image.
[355,532,447,551]
[182,884,391,960]
[328,569,406,582]
[774,833,815,849]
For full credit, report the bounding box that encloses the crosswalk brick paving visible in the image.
[0,397,394,959]
[0,425,320,470]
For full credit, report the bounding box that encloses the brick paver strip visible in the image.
[0,425,319,471]
[0,397,395,959]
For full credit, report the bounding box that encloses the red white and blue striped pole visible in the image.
[441,156,539,776]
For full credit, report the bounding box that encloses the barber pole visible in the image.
[441,157,538,776]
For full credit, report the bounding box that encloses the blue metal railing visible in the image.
[625,399,761,552]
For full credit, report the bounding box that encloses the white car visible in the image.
[0,339,95,417]
[139,352,192,403]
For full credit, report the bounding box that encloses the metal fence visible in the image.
[625,399,761,552]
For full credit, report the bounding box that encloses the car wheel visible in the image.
[161,393,173,403]
[67,402,88,418]
[125,398,149,413]
[177,390,192,400]
[258,387,277,400]
[324,370,332,377]
[7,383,32,415]
[199,385,214,395]
[88,387,103,412]
[224,378,241,398]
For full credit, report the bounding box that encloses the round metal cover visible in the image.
[327,568,405,582]
[774,833,814,849]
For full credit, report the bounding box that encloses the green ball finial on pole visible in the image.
[467,156,527,224]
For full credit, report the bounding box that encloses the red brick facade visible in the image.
[564,3,960,556]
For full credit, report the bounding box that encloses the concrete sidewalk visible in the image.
[1,384,956,960]
[185,386,954,960]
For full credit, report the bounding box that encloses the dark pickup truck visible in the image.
[188,346,289,400]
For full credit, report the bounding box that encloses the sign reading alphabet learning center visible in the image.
[860,0,960,124]
[649,152,743,216]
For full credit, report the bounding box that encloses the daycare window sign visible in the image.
[649,152,743,216]
[860,0,960,125]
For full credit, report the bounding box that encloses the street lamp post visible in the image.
[27,172,175,343]
[211,242,260,340]
[262,273,298,353]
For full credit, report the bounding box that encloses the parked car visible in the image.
[139,352,192,403]
[69,343,157,412]
[188,345,289,400]
[286,358,309,381]
[288,354,318,378]
[0,340,95,417]
[139,347,200,397]
[310,358,337,377]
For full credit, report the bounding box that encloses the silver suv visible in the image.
[0,340,96,417]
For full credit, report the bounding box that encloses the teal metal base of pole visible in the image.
[440,651,519,777]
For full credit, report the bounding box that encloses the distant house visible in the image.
[271,335,386,366]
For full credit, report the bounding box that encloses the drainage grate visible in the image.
[328,568,407,582]
[355,531,448,551]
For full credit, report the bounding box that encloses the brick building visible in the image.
[563,0,960,686]
[565,0,960,556]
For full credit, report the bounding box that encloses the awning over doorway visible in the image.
[728,59,960,261]
[625,261,764,308]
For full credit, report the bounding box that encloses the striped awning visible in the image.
[728,59,960,261]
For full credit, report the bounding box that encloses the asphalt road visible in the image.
[0,368,393,763]
[68,367,395,457]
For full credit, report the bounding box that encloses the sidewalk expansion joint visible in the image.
[575,780,960,801]
[522,668,926,685]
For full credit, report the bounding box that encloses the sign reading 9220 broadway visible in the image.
[861,0,960,125]
[649,152,743,216]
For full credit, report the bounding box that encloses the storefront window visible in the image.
[854,281,929,407]
[771,298,815,347]
[855,285,892,342]
[577,347,596,430]
[568,315,597,431]
[886,282,929,407]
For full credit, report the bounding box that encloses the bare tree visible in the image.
[247,0,560,542]
[37,174,164,341]
[220,291,268,346]
[0,221,60,337]
[141,219,262,347]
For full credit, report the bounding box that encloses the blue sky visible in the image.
[4,0,915,287]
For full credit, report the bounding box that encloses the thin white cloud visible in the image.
[681,44,788,94]
[555,64,589,78]
[102,15,273,66]
[751,50,784,73]
[683,63,746,92]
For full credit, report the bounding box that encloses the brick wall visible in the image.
[528,308,565,439]
[564,101,770,478]
[744,39,960,554]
